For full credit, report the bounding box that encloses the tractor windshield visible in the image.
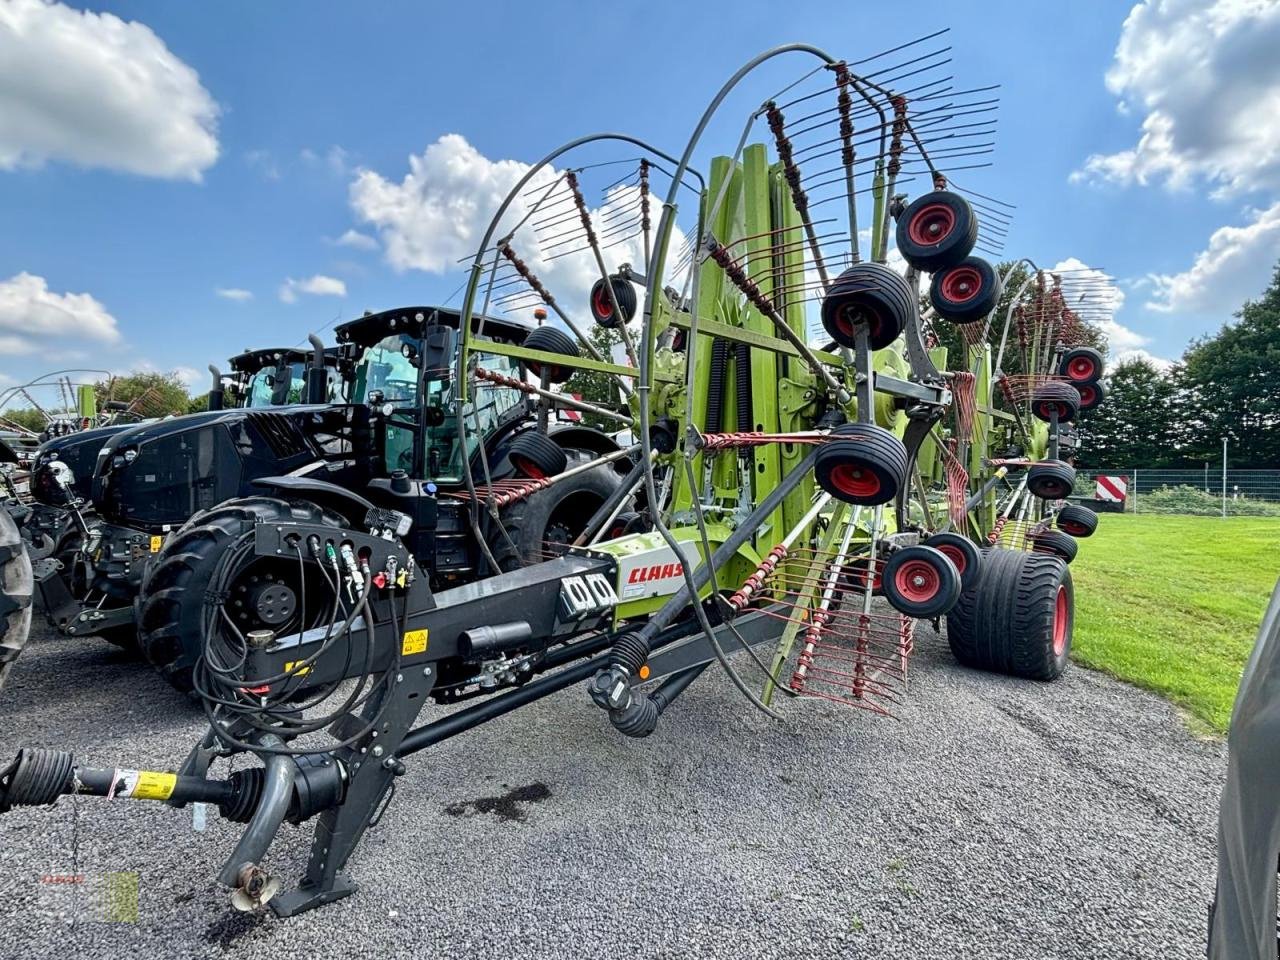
[421,343,525,482]
[244,363,307,408]
[352,334,422,474]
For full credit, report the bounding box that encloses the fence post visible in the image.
[1222,438,1228,520]
[1132,469,1138,514]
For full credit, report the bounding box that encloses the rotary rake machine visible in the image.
[0,37,1105,917]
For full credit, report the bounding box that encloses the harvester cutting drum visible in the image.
[1,36,1115,918]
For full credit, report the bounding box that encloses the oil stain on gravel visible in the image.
[203,910,266,951]
[444,781,551,821]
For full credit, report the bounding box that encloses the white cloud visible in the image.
[1073,0,1280,196]
[349,134,687,329]
[1145,200,1280,313]
[302,145,352,176]
[1049,257,1171,366]
[216,287,253,302]
[244,149,280,182]
[333,229,378,251]
[0,0,219,181]
[279,274,347,304]
[0,272,120,355]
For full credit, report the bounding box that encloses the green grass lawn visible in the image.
[1070,513,1280,735]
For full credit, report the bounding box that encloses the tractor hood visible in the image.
[93,404,370,530]
[30,424,135,505]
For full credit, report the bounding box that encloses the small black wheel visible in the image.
[946,548,1073,680]
[882,546,961,619]
[1077,380,1108,413]
[814,423,908,506]
[522,326,579,383]
[923,532,983,594]
[507,430,568,480]
[1057,346,1105,385]
[589,276,637,329]
[605,510,649,539]
[1056,504,1098,538]
[820,262,913,351]
[1027,459,1076,500]
[1031,529,1078,564]
[929,257,1001,324]
[1031,381,1081,423]
[895,191,979,272]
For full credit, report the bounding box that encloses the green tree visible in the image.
[95,371,193,419]
[0,408,47,434]
[1178,264,1280,468]
[1075,357,1184,469]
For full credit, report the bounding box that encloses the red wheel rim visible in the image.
[940,266,982,304]
[513,456,545,480]
[836,304,882,340]
[591,285,613,321]
[1061,521,1087,536]
[907,203,956,246]
[1038,401,1070,420]
[829,463,881,498]
[1078,385,1096,406]
[935,544,966,575]
[895,559,940,603]
[1067,356,1096,381]
[1052,585,1069,656]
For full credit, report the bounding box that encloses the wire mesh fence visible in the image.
[1073,469,1280,517]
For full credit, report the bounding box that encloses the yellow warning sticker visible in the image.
[132,771,176,801]
[149,535,163,553]
[283,660,311,678]
[402,628,429,656]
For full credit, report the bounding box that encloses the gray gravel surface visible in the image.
[0,620,1225,958]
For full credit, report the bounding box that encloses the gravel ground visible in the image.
[0,619,1225,959]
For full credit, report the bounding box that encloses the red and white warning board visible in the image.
[1095,475,1128,503]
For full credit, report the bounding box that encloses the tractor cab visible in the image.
[220,346,349,409]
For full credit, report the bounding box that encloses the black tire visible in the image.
[1031,381,1081,423]
[605,510,649,540]
[491,452,621,571]
[1077,380,1107,413]
[0,509,33,694]
[881,545,961,618]
[522,326,579,384]
[1027,459,1076,500]
[1056,504,1098,538]
[814,423,908,507]
[589,275,637,329]
[946,548,1074,679]
[929,257,1001,324]
[507,430,568,479]
[895,191,979,272]
[923,532,983,594]
[1031,529,1078,564]
[136,497,346,693]
[820,262,913,351]
[1057,346,1104,385]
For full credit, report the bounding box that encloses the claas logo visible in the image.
[627,562,683,584]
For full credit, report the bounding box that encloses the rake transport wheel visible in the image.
[1056,503,1098,538]
[895,191,979,272]
[1030,529,1078,564]
[136,497,346,693]
[522,326,579,384]
[1027,459,1076,500]
[923,531,983,593]
[929,256,1001,324]
[1031,381,1082,423]
[882,545,961,619]
[589,275,637,329]
[946,548,1074,680]
[507,430,568,479]
[0,508,33,693]
[820,262,913,351]
[491,452,622,572]
[814,422,909,507]
[1057,346,1105,385]
[1076,380,1108,413]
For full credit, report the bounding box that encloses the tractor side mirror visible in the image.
[422,325,455,386]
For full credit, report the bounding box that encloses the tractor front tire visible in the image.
[946,548,1074,681]
[0,509,33,693]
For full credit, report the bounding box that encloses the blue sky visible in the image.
[2,0,1278,394]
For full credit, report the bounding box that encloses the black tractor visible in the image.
[117,306,625,691]
[28,338,346,648]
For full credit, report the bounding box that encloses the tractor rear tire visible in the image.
[491,452,622,571]
[0,509,33,693]
[1056,504,1098,538]
[522,326,579,383]
[895,191,979,272]
[946,548,1074,681]
[137,497,345,693]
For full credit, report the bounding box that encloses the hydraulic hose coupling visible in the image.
[588,626,656,713]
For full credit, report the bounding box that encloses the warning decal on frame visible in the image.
[149,535,164,553]
[111,769,177,801]
[402,628,429,656]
